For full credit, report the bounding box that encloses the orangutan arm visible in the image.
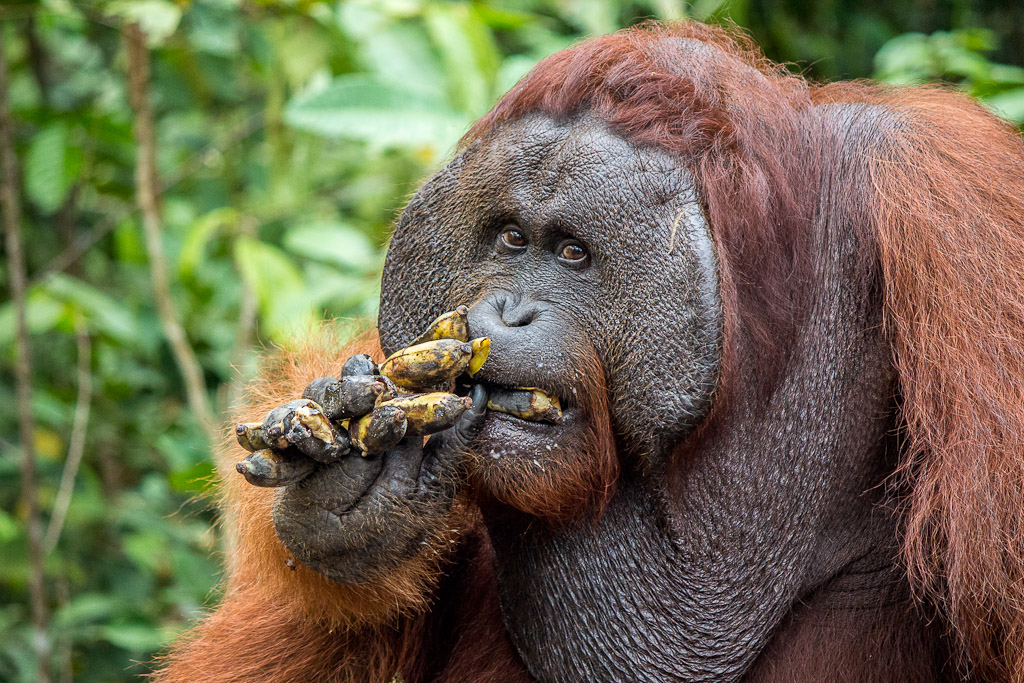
[152,329,473,682]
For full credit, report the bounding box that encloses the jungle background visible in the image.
[1,0,1023,680]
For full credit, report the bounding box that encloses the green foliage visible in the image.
[875,28,1024,124]
[0,1,1020,681]
[285,75,472,151]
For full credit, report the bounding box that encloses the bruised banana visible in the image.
[379,392,473,435]
[236,422,271,452]
[349,404,408,455]
[236,449,314,487]
[379,337,490,389]
[341,353,378,377]
[302,375,384,420]
[411,305,470,345]
[488,388,563,424]
[261,398,350,463]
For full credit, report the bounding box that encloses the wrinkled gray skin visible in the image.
[269,111,944,680]
[380,115,722,469]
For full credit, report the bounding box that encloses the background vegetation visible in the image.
[1,0,1022,680]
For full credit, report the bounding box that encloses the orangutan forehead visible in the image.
[456,113,701,214]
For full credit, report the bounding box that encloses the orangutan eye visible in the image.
[557,240,588,266]
[499,228,527,250]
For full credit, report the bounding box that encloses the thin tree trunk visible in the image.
[124,23,219,446]
[0,26,51,683]
[44,316,91,555]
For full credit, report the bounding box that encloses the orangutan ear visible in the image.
[818,89,1024,679]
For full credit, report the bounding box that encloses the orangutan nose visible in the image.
[467,294,552,347]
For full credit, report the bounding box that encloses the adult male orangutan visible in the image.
[155,21,1024,683]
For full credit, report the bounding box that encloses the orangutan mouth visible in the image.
[484,386,564,424]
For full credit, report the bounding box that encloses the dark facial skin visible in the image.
[380,114,722,479]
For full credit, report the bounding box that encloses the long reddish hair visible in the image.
[467,21,1024,681]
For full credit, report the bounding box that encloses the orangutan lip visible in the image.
[487,406,576,429]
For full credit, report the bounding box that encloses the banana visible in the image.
[375,375,399,404]
[261,399,316,449]
[379,338,474,389]
[468,337,490,376]
[235,422,271,452]
[411,306,470,345]
[341,353,378,377]
[235,449,315,487]
[379,392,473,435]
[487,388,563,424]
[260,398,350,463]
[349,404,408,455]
[302,375,384,420]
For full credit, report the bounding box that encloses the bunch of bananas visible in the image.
[234,306,562,487]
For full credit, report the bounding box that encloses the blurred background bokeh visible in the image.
[0,0,1022,680]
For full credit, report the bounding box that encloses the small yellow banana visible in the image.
[468,337,490,376]
[349,404,408,455]
[379,392,473,435]
[411,306,470,345]
[487,388,562,424]
[379,338,474,389]
[235,422,271,452]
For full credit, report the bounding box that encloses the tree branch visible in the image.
[27,212,121,288]
[44,316,91,556]
[124,23,218,446]
[0,26,51,683]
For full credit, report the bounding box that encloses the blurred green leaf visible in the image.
[105,0,183,45]
[167,460,216,493]
[874,33,934,83]
[874,28,1024,104]
[53,594,118,629]
[302,263,380,313]
[113,217,149,264]
[0,289,67,346]
[41,275,141,344]
[284,74,471,152]
[100,623,174,653]
[24,124,80,214]
[234,237,315,342]
[177,208,239,277]
[362,23,445,96]
[424,3,501,114]
[0,510,19,545]
[283,221,379,273]
[984,87,1024,124]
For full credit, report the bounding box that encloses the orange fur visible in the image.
[153,326,463,681]
[816,83,1024,681]
[150,594,402,683]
